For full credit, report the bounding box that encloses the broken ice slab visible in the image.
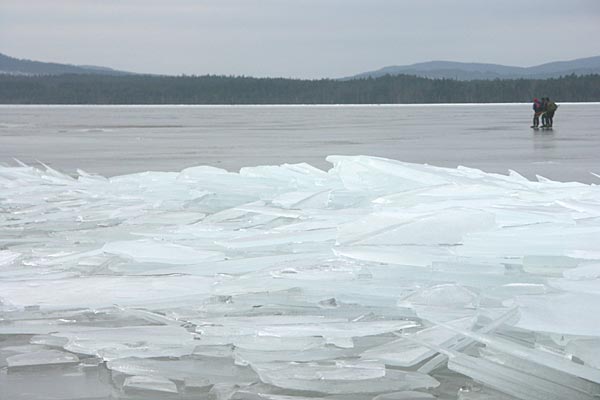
[124,210,206,225]
[0,274,214,309]
[2,344,49,354]
[457,385,519,400]
[337,208,495,246]
[372,391,437,400]
[6,349,79,368]
[267,258,366,281]
[126,252,330,277]
[123,375,178,394]
[326,155,455,192]
[548,276,600,295]
[334,245,452,267]
[103,239,224,264]
[271,189,332,209]
[257,319,419,346]
[563,263,600,280]
[397,284,479,322]
[521,255,580,276]
[234,203,306,219]
[0,359,112,400]
[215,228,337,249]
[0,307,154,335]
[51,325,198,361]
[234,393,392,400]
[479,347,600,397]
[195,315,347,338]
[195,315,385,349]
[448,353,597,400]
[429,316,600,384]
[482,283,549,304]
[234,344,351,365]
[457,225,600,260]
[398,284,478,309]
[252,360,439,394]
[107,356,258,386]
[207,382,245,400]
[509,292,600,336]
[416,307,520,375]
[566,338,600,369]
[0,250,20,266]
[230,393,330,400]
[360,317,474,367]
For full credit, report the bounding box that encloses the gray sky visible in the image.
[1,0,599,79]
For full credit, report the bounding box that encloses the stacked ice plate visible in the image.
[1,156,599,399]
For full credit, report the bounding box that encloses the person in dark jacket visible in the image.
[544,98,558,127]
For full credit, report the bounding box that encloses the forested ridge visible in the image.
[1,73,599,104]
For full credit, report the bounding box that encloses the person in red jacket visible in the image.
[531,98,543,128]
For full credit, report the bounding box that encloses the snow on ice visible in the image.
[1,155,600,399]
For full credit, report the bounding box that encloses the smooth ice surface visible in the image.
[1,104,600,183]
[1,154,600,399]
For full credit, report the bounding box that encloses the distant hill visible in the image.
[344,56,600,80]
[0,53,134,76]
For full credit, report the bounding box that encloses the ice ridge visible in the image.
[1,155,599,399]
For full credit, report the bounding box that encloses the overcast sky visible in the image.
[1,0,599,78]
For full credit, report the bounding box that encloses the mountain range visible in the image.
[0,53,132,76]
[344,56,600,80]
[2,52,600,81]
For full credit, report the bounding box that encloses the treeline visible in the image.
[1,73,599,104]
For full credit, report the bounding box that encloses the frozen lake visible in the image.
[1,104,600,400]
[1,103,599,182]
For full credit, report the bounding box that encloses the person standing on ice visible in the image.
[540,98,549,127]
[543,97,558,127]
[531,98,543,128]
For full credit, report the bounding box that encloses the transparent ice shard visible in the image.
[234,344,351,365]
[373,391,437,400]
[361,317,474,367]
[52,325,198,361]
[103,239,224,264]
[479,347,600,397]
[334,245,451,267]
[252,360,439,394]
[417,307,519,374]
[0,250,20,266]
[428,316,600,384]
[271,189,331,209]
[509,292,600,336]
[123,375,178,394]
[6,349,79,368]
[0,275,214,309]
[448,353,597,400]
[258,319,418,343]
[398,284,479,321]
[566,338,600,369]
[231,394,329,400]
[563,263,600,280]
[215,228,336,249]
[107,356,258,386]
[338,209,495,246]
